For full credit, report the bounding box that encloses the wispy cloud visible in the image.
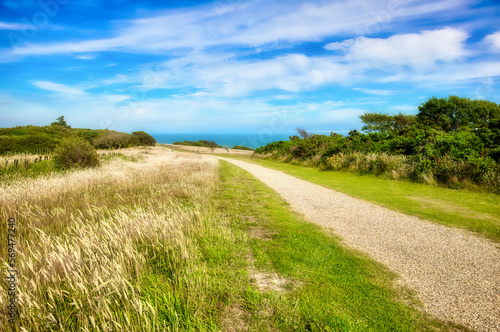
[484,31,500,51]
[75,54,96,60]
[353,88,394,96]
[98,27,488,98]
[30,81,87,95]
[0,21,25,30]
[6,0,470,56]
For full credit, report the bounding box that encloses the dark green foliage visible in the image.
[93,130,156,149]
[73,128,108,145]
[417,96,500,132]
[92,130,133,149]
[232,145,254,151]
[50,115,71,129]
[132,131,156,146]
[0,125,73,154]
[53,138,100,170]
[359,112,416,133]
[173,140,221,148]
[0,123,155,154]
[256,96,500,191]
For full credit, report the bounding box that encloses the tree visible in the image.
[359,113,393,133]
[209,140,218,152]
[93,131,132,149]
[296,128,311,139]
[53,138,99,170]
[132,131,156,146]
[417,96,500,132]
[360,112,416,133]
[392,113,416,132]
[51,116,71,129]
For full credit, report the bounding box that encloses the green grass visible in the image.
[0,160,57,181]
[219,155,500,242]
[213,161,465,331]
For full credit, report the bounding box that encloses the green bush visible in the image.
[232,145,254,151]
[93,130,133,149]
[132,131,156,146]
[53,138,100,170]
[173,140,219,148]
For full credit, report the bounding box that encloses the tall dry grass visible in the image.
[0,148,220,331]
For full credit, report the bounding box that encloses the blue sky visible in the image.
[1,0,500,136]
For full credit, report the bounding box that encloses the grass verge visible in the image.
[219,155,500,243]
[214,161,465,331]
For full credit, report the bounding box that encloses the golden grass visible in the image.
[0,148,219,331]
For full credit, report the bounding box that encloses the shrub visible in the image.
[132,131,156,146]
[53,138,100,170]
[93,131,132,149]
[232,145,254,151]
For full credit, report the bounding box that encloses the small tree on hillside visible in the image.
[53,138,99,170]
[359,113,393,133]
[51,116,71,129]
[296,128,311,139]
[93,131,132,149]
[209,141,218,152]
[132,131,156,146]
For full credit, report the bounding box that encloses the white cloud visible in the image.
[102,74,131,85]
[126,52,354,97]
[353,88,394,95]
[198,53,352,96]
[31,81,86,95]
[7,0,469,56]
[484,31,500,51]
[76,54,96,60]
[412,61,500,83]
[325,28,469,67]
[0,22,25,30]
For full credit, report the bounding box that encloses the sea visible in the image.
[151,132,295,149]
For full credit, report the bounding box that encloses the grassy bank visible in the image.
[0,149,465,330]
[220,155,500,243]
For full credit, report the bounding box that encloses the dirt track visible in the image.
[216,157,500,331]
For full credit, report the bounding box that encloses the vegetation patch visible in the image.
[256,96,500,193]
[52,137,100,170]
[173,140,221,149]
[0,116,156,156]
[232,145,255,151]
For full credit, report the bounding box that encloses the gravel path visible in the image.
[217,157,500,331]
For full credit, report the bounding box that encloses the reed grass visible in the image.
[0,148,223,331]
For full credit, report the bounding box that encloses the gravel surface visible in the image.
[217,157,500,331]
